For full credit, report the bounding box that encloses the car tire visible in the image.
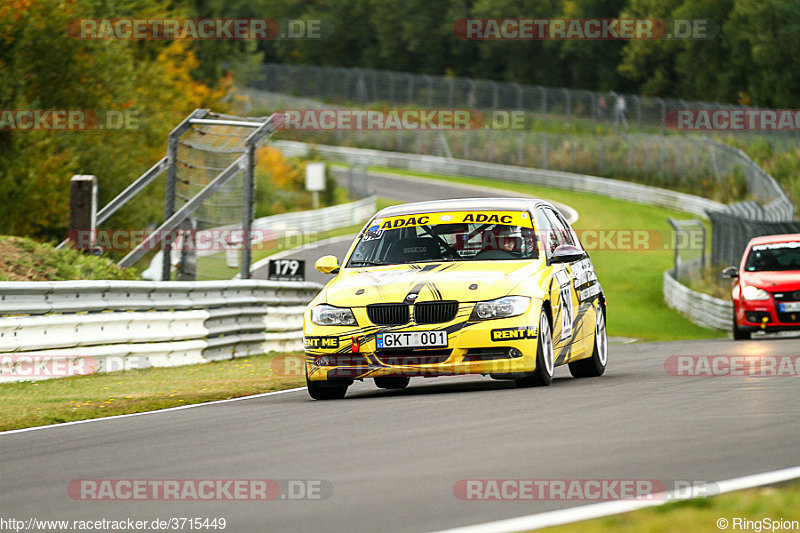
[515,310,554,387]
[374,376,411,389]
[569,304,607,378]
[732,307,751,341]
[306,376,350,400]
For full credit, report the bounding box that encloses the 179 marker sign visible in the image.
[267,259,305,281]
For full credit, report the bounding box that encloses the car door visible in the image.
[535,207,581,363]
[550,208,601,359]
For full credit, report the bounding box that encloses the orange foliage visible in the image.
[256,147,303,188]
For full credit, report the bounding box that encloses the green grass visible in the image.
[0,352,306,432]
[365,166,724,341]
[541,480,800,533]
[0,235,139,281]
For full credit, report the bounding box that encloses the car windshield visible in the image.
[346,211,539,266]
[744,241,800,272]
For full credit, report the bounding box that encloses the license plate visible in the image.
[780,301,800,312]
[376,331,447,349]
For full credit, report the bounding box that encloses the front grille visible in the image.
[414,301,458,324]
[772,294,800,323]
[375,349,452,365]
[367,303,409,326]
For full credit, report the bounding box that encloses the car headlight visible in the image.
[742,286,770,301]
[470,296,531,320]
[310,304,357,326]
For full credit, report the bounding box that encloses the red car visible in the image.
[723,233,800,340]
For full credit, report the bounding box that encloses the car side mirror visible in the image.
[721,266,739,278]
[315,255,340,274]
[551,244,585,264]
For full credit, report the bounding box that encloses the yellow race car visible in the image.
[303,198,607,399]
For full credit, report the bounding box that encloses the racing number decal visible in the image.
[554,268,574,343]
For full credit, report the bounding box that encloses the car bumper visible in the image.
[304,302,542,381]
[736,299,800,331]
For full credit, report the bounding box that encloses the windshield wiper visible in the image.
[349,260,391,266]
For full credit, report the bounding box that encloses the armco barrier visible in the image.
[272,141,726,218]
[663,271,732,331]
[0,280,322,381]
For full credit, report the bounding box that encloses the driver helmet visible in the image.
[496,226,524,255]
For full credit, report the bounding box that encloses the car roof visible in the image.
[749,233,800,246]
[373,197,548,218]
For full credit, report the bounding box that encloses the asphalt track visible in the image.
[2,172,798,532]
[2,338,799,532]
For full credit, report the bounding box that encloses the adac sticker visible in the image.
[490,326,537,341]
[378,211,534,230]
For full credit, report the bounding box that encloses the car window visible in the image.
[745,241,800,272]
[544,208,575,246]
[535,208,560,255]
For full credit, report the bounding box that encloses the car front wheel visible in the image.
[306,376,350,400]
[515,310,554,387]
[569,304,607,378]
[732,307,751,341]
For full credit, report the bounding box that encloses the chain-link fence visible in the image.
[115,111,280,281]
[708,207,800,267]
[245,89,792,219]
[668,218,707,279]
[249,63,800,149]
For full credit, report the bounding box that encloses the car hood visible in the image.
[740,270,800,292]
[323,260,546,306]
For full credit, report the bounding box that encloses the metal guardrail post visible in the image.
[668,218,680,277]
[699,219,707,273]
[68,175,98,252]
[162,109,209,281]
[240,117,280,280]
[240,142,256,279]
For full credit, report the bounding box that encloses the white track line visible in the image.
[0,387,308,437]
[434,465,800,533]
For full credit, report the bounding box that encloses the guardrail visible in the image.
[663,271,732,331]
[272,140,726,218]
[0,280,322,381]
